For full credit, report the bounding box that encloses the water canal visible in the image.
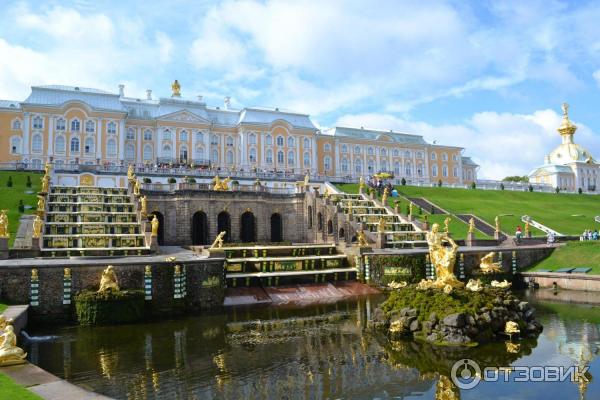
[25,290,600,399]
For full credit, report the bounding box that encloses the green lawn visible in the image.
[337,184,600,236]
[526,242,600,274]
[0,303,7,313]
[0,373,43,400]
[0,171,42,246]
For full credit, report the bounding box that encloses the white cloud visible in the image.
[335,109,600,180]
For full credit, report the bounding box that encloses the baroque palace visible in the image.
[0,81,478,184]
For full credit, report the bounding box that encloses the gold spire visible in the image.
[557,102,577,137]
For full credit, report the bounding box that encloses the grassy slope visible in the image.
[526,242,600,273]
[0,374,43,400]
[338,184,600,236]
[0,171,42,246]
[0,303,6,313]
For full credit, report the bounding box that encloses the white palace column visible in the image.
[47,116,54,160]
[156,127,163,160]
[137,127,142,163]
[295,137,300,173]
[335,141,340,176]
[22,113,31,161]
[118,120,125,161]
[96,119,103,161]
[172,129,177,161]
[312,137,317,174]
[203,129,209,163]
[191,130,197,163]
[260,132,266,169]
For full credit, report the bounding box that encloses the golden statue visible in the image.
[212,176,231,191]
[127,164,135,181]
[323,187,330,198]
[388,281,407,289]
[134,179,141,196]
[495,215,500,233]
[64,268,71,278]
[525,221,530,236]
[151,215,159,237]
[0,315,14,332]
[41,173,50,193]
[505,321,520,336]
[211,231,226,249]
[359,176,366,192]
[468,217,475,234]
[0,325,27,366]
[98,265,119,292]
[417,223,463,290]
[466,278,483,292]
[480,252,503,274]
[0,210,8,238]
[435,375,460,400]
[357,230,369,247]
[139,196,147,216]
[491,279,512,289]
[409,202,413,216]
[32,214,43,238]
[444,216,451,233]
[36,195,45,213]
[381,187,389,205]
[171,79,181,97]
[304,173,310,187]
[44,162,52,175]
[377,216,386,233]
[348,201,353,216]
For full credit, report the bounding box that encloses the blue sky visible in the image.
[1,0,600,178]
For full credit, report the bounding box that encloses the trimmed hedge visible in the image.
[75,290,145,325]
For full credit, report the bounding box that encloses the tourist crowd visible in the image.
[580,229,599,241]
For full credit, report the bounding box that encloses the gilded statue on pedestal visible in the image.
[357,230,369,247]
[98,266,119,292]
[444,217,451,233]
[37,195,45,213]
[409,202,413,217]
[127,164,135,181]
[211,231,226,249]
[134,179,141,196]
[212,176,231,191]
[0,315,14,332]
[417,223,463,290]
[0,210,8,238]
[377,217,386,233]
[304,173,310,187]
[479,252,503,274]
[525,221,530,236]
[0,325,27,366]
[359,176,366,192]
[381,187,389,205]
[41,174,50,193]
[468,217,475,234]
[151,215,159,237]
[44,162,52,175]
[32,215,43,238]
[139,196,147,216]
[171,79,181,97]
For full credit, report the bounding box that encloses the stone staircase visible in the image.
[336,193,427,248]
[219,244,356,287]
[41,186,150,256]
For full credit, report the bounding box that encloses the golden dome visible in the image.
[557,102,577,136]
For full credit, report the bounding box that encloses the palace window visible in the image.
[380,148,387,156]
[125,144,135,161]
[107,121,116,134]
[179,130,188,141]
[355,159,363,173]
[249,133,256,145]
[304,138,310,148]
[85,120,95,133]
[179,145,188,162]
[226,136,234,147]
[266,135,273,145]
[33,116,43,129]
[405,150,411,158]
[70,137,80,152]
[163,144,172,155]
[341,144,348,153]
[249,147,257,162]
[211,134,219,145]
[195,131,204,142]
[453,166,458,177]
[143,145,153,161]
[56,118,66,131]
[467,170,472,181]
[393,149,399,157]
[431,152,437,160]
[394,162,400,175]
[71,119,80,132]
[368,147,374,155]
[226,150,234,164]
[354,146,361,154]
[287,150,295,165]
[211,149,218,163]
[126,128,136,140]
[32,134,42,153]
[324,143,331,152]
[341,158,348,172]
[416,151,423,159]
[10,137,21,154]
[324,156,332,171]
[380,161,387,172]
[12,120,21,130]
[276,136,284,146]
[85,137,94,154]
[195,146,204,160]
[287,136,295,147]
[442,153,448,161]
[144,130,153,141]
[442,165,448,177]
[163,129,171,141]
[432,165,438,177]
[417,164,423,176]
[107,138,117,157]
[452,154,458,161]
[55,135,65,153]
[277,151,284,164]
[266,149,273,164]
[405,161,412,176]
[368,159,374,173]
[304,152,311,167]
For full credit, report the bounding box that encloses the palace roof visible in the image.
[529,164,573,176]
[461,156,479,166]
[322,126,428,145]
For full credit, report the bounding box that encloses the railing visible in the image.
[141,182,296,195]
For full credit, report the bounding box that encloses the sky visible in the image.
[1,0,600,179]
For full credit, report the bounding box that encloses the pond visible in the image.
[26,289,600,399]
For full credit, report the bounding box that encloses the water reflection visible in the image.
[26,290,600,399]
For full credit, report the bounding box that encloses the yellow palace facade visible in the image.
[0,82,478,184]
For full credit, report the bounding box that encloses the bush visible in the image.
[401,178,406,186]
[75,289,145,325]
[143,177,152,183]
[578,188,583,194]
[18,199,24,213]
[418,206,423,215]
[437,179,442,187]
[168,177,177,184]
[186,177,197,183]
[555,187,560,194]
[528,184,533,192]
[231,180,239,185]
[26,176,32,188]
[7,176,12,187]
[470,181,476,189]
[500,183,504,190]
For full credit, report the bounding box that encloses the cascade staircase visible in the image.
[220,244,356,287]
[41,186,150,256]
[336,193,427,248]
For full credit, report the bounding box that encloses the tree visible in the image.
[26,176,32,188]
[502,175,529,183]
[500,183,505,190]
[418,206,423,215]
[168,177,177,184]
[430,205,435,214]
[555,187,560,194]
[528,184,534,192]
[578,187,583,194]
[7,176,12,187]
[470,181,476,189]
[401,177,406,186]
[437,179,442,187]
[18,199,24,212]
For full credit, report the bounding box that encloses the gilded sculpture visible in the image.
[41,173,50,193]
[495,215,500,233]
[139,196,147,216]
[134,179,141,196]
[409,202,413,216]
[44,162,52,175]
[479,252,503,274]
[0,325,27,366]
[359,176,366,192]
[211,231,226,249]
[505,321,520,336]
[466,279,483,292]
[171,79,181,97]
[151,215,159,237]
[377,216,386,233]
[127,165,135,181]
[417,223,463,290]
[525,221,530,236]
[98,266,119,292]
[36,195,45,213]
[381,187,389,205]
[304,173,310,187]
[32,214,43,238]
[0,210,8,238]
[0,315,14,332]
[212,176,231,191]
[468,217,475,234]
[491,279,512,289]
[357,230,370,247]
[444,216,451,233]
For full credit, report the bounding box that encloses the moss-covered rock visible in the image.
[75,289,145,325]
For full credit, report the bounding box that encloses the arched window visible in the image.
[126,128,135,140]
[304,138,310,148]
[249,147,257,162]
[85,120,95,133]
[195,131,204,142]
[341,144,348,153]
[56,118,66,131]
[70,137,80,152]
[210,134,219,145]
[324,156,331,171]
[107,138,117,156]
[249,133,256,145]
[287,136,295,147]
[144,130,153,141]
[432,165,438,177]
[211,149,219,163]
[417,163,423,176]
[394,162,400,174]
[341,158,348,172]
[226,150,234,164]
[33,116,43,129]
[55,135,65,153]
[368,159,374,172]
[368,147,374,155]
[304,152,311,167]
[266,149,273,164]
[12,120,21,130]
[431,152,437,160]
[380,148,387,156]
[266,135,272,145]
[393,149,399,157]
[143,144,153,161]
[453,166,458,177]
[287,150,295,165]
[84,137,94,154]
[10,137,21,154]
[442,165,448,177]
[71,119,80,132]
[226,136,234,147]
[355,159,363,173]
[163,129,171,141]
[276,136,284,146]
[307,206,313,228]
[405,161,412,176]
[277,151,284,164]
[179,130,188,141]
[32,134,42,153]
[324,143,331,152]
[405,150,411,158]
[442,153,448,161]
[125,144,135,161]
[163,144,171,155]
[467,170,472,181]
[179,145,188,162]
[354,146,361,154]
[107,121,116,134]
[195,146,204,160]
[380,160,387,172]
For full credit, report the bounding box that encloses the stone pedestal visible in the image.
[376,232,387,249]
[408,214,414,222]
[0,237,8,259]
[526,231,532,238]
[494,231,501,240]
[150,236,160,253]
[466,232,475,247]
[31,237,41,252]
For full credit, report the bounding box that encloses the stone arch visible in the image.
[307,205,313,228]
[191,211,208,245]
[217,211,231,243]
[270,213,283,242]
[150,211,165,246]
[339,228,345,239]
[240,211,256,243]
[317,212,323,231]
[327,219,333,235]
